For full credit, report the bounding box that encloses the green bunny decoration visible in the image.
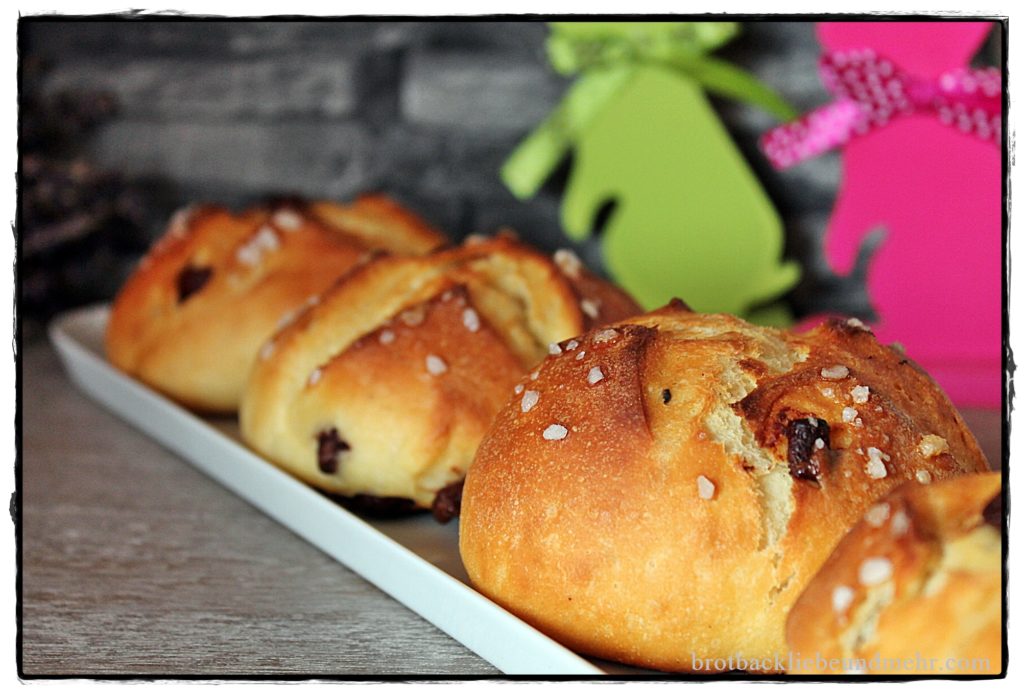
[503,22,800,324]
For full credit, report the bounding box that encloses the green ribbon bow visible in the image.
[502,21,798,199]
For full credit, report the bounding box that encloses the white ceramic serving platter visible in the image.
[49,304,648,676]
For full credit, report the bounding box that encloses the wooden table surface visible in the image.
[19,341,499,677]
[18,339,1004,678]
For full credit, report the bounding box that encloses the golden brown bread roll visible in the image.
[105,195,445,412]
[459,301,989,672]
[786,471,1002,675]
[239,234,641,515]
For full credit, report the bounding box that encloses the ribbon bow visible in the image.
[502,22,797,199]
[760,49,1002,170]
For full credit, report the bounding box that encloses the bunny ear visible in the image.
[817,21,995,77]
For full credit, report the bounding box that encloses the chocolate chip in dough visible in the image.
[338,494,420,518]
[176,264,213,303]
[786,417,830,482]
[983,491,1003,531]
[316,428,350,474]
[661,388,672,404]
[431,479,465,524]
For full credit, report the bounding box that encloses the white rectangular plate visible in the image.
[48,304,638,676]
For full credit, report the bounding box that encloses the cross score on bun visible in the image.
[459,301,989,672]
[105,195,446,412]
[786,471,1002,675]
[239,234,641,517]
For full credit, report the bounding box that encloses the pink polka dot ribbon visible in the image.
[760,49,1002,170]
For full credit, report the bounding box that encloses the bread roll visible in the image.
[239,234,641,515]
[105,195,445,412]
[459,301,989,671]
[786,471,1002,675]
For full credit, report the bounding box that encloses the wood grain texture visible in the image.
[19,343,498,676]
[18,341,1002,676]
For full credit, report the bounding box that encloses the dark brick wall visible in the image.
[26,18,972,321]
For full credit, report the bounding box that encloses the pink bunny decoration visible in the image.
[764,22,1002,407]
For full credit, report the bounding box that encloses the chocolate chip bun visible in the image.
[239,234,641,517]
[105,195,445,412]
[786,472,1002,675]
[459,301,989,672]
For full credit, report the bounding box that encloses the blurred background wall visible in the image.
[17,18,998,338]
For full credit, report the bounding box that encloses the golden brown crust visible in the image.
[105,196,446,412]
[459,306,989,672]
[306,194,447,255]
[786,472,1002,675]
[239,235,643,510]
[549,247,644,331]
